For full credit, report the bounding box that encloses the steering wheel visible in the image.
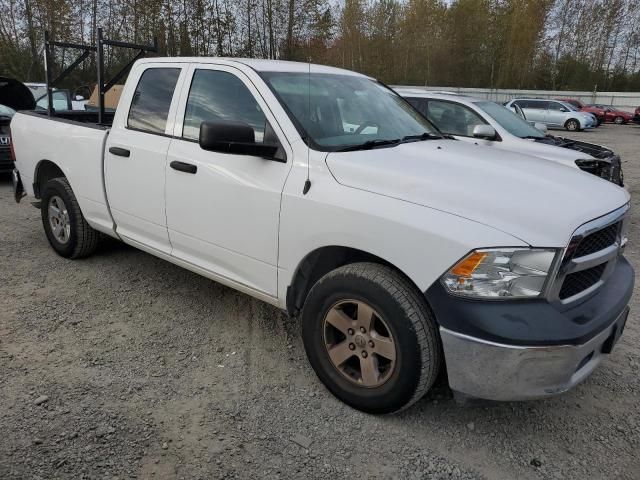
[354,121,380,135]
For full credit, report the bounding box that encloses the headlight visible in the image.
[442,248,558,299]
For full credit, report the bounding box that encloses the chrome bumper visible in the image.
[441,306,629,401]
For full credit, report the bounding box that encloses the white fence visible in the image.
[392,86,640,112]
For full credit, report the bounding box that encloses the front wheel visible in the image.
[565,119,580,131]
[614,116,625,125]
[41,177,101,258]
[301,263,442,414]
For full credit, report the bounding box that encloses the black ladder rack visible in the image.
[44,28,157,124]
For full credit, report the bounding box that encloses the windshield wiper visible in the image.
[336,138,401,152]
[400,132,441,143]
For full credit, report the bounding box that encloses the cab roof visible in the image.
[134,57,367,77]
[392,88,486,105]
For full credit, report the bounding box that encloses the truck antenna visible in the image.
[303,60,311,195]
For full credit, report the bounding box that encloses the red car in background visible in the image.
[556,98,606,125]
[633,106,640,124]
[586,104,634,124]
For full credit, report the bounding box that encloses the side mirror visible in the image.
[199,121,284,161]
[472,124,497,140]
[534,122,548,134]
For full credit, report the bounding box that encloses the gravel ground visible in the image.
[1,123,640,479]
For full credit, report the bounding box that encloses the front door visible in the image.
[165,64,292,297]
[546,101,568,127]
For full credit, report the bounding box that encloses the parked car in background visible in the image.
[398,90,623,185]
[24,82,48,100]
[555,98,606,125]
[0,104,16,173]
[0,76,35,173]
[587,105,634,124]
[34,89,88,112]
[11,57,633,412]
[634,106,640,124]
[505,99,596,131]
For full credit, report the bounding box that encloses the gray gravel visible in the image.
[1,123,640,479]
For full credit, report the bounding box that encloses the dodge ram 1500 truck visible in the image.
[11,58,634,413]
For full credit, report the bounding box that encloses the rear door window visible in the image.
[527,100,549,110]
[128,68,181,134]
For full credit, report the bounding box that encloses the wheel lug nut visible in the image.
[347,328,354,335]
[360,327,366,333]
[348,343,355,351]
[361,351,368,358]
[368,340,374,348]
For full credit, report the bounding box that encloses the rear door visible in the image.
[164,64,292,297]
[105,64,186,253]
[519,100,548,123]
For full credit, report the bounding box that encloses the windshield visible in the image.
[475,101,544,138]
[260,72,439,151]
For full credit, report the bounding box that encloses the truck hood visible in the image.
[326,140,629,247]
[518,138,592,165]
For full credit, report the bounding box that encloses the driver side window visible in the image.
[426,100,487,137]
[183,69,269,143]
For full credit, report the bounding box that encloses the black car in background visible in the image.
[0,76,35,173]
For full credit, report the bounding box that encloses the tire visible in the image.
[301,262,441,414]
[565,119,580,131]
[41,177,100,259]
[614,116,624,125]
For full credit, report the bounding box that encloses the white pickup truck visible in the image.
[11,58,633,413]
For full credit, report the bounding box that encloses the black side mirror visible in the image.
[199,121,285,162]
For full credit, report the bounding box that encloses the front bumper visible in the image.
[426,256,634,401]
[441,307,628,401]
[0,146,13,172]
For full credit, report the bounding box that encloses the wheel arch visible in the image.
[285,245,423,317]
[33,159,66,199]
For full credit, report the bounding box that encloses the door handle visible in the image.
[170,161,197,174]
[109,146,130,157]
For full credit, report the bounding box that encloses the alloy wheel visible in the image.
[323,299,396,388]
[48,195,71,244]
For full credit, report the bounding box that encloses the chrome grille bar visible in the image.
[548,204,628,308]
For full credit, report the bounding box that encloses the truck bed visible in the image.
[19,109,115,128]
[11,110,116,236]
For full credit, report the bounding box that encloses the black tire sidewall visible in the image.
[302,270,426,414]
[41,179,79,257]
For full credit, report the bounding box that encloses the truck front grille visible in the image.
[573,221,620,258]
[559,264,606,300]
[549,206,627,305]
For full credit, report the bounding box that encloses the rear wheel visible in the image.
[301,262,441,414]
[565,119,580,131]
[41,177,100,258]
[614,116,625,125]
